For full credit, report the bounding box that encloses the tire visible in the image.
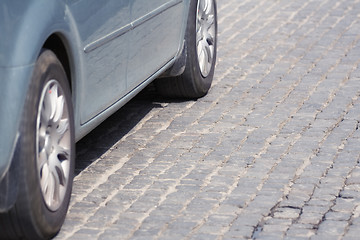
[156,0,218,98]
[0,50,75,239]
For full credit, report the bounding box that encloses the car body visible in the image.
[0,0,217,238]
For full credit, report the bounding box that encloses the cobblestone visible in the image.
[55,0,360,239]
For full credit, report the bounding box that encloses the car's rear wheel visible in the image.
[156,0,217,98]
[0,49,74,239]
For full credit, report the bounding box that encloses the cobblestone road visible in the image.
[56,0,360,239]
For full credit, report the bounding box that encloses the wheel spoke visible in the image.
[48,84,59,120]
[41,90,52,123]
[54,119,69,144]
[40,164,50,194]
[37,125,47,150]
[205,0,213,15]
[50,152,65,183]
[198,41,208,75]
[206,14,215,30]
[46,173,56,207]
[196,28,203,44]
[197,41,205,66]
[54,95,65,124]
[38,149,48,170]
[203,0,210,15]
[202,45,211,75]
[51,172,61,205]
[54,146,70,184]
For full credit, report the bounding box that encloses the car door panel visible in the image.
[67,0,130,124]
[127,0,185,91]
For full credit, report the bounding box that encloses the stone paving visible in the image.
[56,0,360,239]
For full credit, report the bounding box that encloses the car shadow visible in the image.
[74,83,180,175]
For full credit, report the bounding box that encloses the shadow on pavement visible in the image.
[74,83,181,175]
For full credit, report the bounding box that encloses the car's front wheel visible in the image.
[0,49,75,239]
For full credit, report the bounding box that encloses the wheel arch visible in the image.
[43,34,73,93]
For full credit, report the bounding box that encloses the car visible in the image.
[0,0,217,239]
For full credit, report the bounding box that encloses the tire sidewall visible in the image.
[18,50,74,238]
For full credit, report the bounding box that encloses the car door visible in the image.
[127,0,185,91]
[67,0,131,124]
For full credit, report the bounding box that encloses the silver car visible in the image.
[0,0,217,239]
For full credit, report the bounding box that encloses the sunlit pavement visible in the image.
[56,0,360,239]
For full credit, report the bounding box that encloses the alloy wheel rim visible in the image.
[36,80,71,211]
[196,0,216,77]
